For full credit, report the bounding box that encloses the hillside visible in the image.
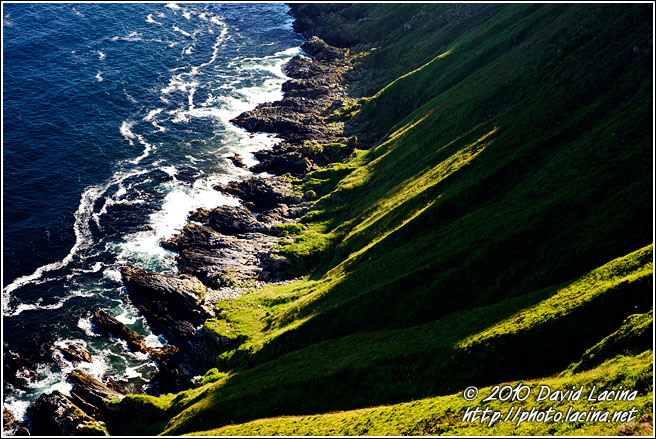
[98,3,652,436]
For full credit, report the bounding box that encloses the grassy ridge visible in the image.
[105,3,653,435]
[243,1,652,365]
[109,246,652,435]
[188,351,653,436]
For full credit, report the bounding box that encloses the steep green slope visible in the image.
[106,3,653,435]
[249,1,652,364]
[188,351,653,436]
[109,247,652,435]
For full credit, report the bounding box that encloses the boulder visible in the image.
[91,311,148,354]
[58,344,92,365]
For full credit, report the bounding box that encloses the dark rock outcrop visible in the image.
[58,344,93,365]
[91,311,149,354]
[190,204,263,235]
[67,370,123,418]
[228,153,247,169]
[26,391,108,436]
[215,176,301,212]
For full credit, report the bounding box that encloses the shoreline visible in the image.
[12,8,358,436]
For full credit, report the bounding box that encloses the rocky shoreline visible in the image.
[10,20,358,437]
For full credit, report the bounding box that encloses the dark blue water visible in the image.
[2,3,302,419]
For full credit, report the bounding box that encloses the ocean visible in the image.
[2,2,303,420]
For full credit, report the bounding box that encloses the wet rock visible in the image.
[228,153,247,169]
[190,204,264,235]
[58,344,92,365]
[26,390,108,436]
[174,233,278,289]
[147,343,179,367]
[252,148,316,176]
[91,311,149,354]
[119,268,214,348]
[162,222,232,252]
[215,176,301,212]
[257,203,290,225]
[120,268,212,325]
[67,369,123,418]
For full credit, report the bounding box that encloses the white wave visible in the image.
[161,75,198,95]
[145,333,165,349]
[210,15,225,26]
[72,7,84,18]
[102,268,122,284]
[115,311,137,325]
[4,183,104,298]
[161,165,178,177]
[144,108,163,122]
[120,120,136,143]
[3,398,30,423]
[97,50,106,61]
[146,13,162,25]
[122,83,138,104]
[95,71,103,82]
[114,177,239,270]
[8,289,96,317]
[78,315,96,337]
[152,121,166,132]
[112,31,142,42]
[131,134,153,164]
[165,3,180,10]
[144,109,167,132]
[172,25,192,38]
[182,10,192,20]
[3,163,150,312]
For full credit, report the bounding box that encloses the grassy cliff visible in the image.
[108,4,653,436]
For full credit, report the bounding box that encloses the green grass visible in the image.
[188,351,653,436]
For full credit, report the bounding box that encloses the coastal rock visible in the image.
[162,222,232,252]
[301,36,348,61]
[174,233,278,288]
[228,153,247,169]
[283,55,329,79]
[67,370,123,418]
[120,268,212,324]
[103,377,130,395]
[252,148,316,176]
[215,176,301,212]
[120,268,214,346]
[91,311,149,354]
[189,204,264,235]
[58,344,93,365]
[26,391,108,436]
